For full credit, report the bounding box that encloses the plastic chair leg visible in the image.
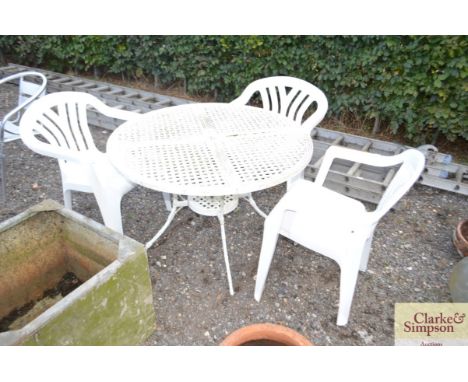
[254,211,283,301]
[287,170,304,190]
[63,188,73,210]
[94,190,125,234]
[359,235,374,272]
[336,263,360,326]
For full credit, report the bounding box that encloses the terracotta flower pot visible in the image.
[220,323,313,346]
[453,219,468,257]
[449,257,468,302]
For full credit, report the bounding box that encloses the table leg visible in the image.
[217,213,234,296]
[162,192,172,211]
[243,194,267,218]
[145,196,187,250]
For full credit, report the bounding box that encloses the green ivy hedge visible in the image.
[1,36,466,143]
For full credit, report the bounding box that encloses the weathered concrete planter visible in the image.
[0,200,156,345]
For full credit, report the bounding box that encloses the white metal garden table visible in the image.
[107,103,313,295]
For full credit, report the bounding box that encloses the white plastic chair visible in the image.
[231,76,328,134]
[19,91,152,233]
[231,76,328,216]
[254,146,426,325]
[0,71,47,201]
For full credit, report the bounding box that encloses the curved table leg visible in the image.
[145,196,187,250]
[217,213,234,296]
[243,194,267,218]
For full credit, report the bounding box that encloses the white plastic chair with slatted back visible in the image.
[254,146,426,326]
[0,71,47,202]
[19,91,145,233]
[231,76,328,217]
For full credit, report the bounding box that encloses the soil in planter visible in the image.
[0,272,83,332]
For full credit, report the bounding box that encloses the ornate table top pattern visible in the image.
[107,103,313,196]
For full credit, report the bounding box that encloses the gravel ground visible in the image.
[1,83,467,345]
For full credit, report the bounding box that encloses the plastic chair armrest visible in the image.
[91,102,141,122]
[315,146,408,186]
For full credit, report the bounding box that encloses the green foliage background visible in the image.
[1,35,466,143]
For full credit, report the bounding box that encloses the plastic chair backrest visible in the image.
[315,146,425,226]
[19,92,104,163]
[232,76,328,133]
[373,149,426,222]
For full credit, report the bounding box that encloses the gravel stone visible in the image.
[1,84,467,345]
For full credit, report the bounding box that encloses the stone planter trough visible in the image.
[0,200,156,345]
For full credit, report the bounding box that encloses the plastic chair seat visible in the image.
[59,160,93,192]
[60,154,133,193]
[278,180,367,258]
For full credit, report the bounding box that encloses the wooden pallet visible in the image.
[1,63,467,203]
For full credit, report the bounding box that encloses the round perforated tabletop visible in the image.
[107,103,313,197]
